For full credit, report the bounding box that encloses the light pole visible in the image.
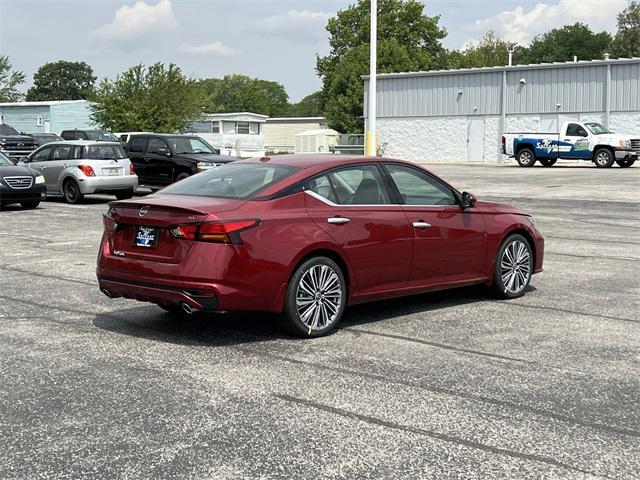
[366,0,377,156]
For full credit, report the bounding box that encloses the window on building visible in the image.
[236,122,250,135]
[212,121,220,134]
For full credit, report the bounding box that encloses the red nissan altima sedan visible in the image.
[97,155,544,337]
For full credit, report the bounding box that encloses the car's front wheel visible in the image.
[593,148,614,168]
[281,256,347,337]
[492,234,533,299]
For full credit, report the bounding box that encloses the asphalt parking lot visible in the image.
[1,162,639,479]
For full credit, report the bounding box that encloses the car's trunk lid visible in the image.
[105,194,246,263]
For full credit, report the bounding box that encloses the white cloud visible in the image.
[256,10,333,42]
[469,0,626,45]
[180,42,239,56]
[89,0,177,49]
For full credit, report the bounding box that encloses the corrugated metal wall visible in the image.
[365,59,640,118]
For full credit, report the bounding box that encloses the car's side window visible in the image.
[566,123,587,137]
[327,165,390,205]
[385,164,457,206]
[128,137,146,153]
[307,174,338,203]
[31,147,53,162]
[52,145,73,160]
[71,146,84,159]
[148,138,169,155]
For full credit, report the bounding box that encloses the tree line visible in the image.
[1,0,638,133]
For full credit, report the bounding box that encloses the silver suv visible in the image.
[23,141,138,203]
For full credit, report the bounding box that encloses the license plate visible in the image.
[133,226,159,248]
[105,168,120,176]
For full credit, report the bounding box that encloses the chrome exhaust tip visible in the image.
[181,302,194,315]
[101,288,112,298]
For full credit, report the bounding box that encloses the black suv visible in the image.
[125,134,236,188]
[0,124,38,160]
[60,129,119,141]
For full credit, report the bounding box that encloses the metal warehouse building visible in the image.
[363,57,640,162]
[0,100,95,135]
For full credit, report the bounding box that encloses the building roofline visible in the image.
[202,112,269,120]
[266,117,326,122]
[0,99,91,107]
[362,57,640,80]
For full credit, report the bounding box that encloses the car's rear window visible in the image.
[87,144,127,160]
[161,163,298,199]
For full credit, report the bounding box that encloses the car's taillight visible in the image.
[129,163,135,175]
[78,165,95,177]
[170,220,260,244]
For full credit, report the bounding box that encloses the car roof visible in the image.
[37,140,121,147]
[236,154,418,170]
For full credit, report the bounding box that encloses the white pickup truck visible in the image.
[502,121,639,168]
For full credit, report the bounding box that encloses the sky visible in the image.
[0,0,628,101]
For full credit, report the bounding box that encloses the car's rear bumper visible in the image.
[79,175,138,194]
[97,274,219,312]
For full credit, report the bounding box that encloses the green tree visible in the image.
[518,23,612,64]
[286,91,324,117]
[317,0,447,132]
[26,61,96,101]
[454,31,513,68]
[0,55,25,102]
[199,75,289,116]
[611,1,640,58]
[91,63,203,132]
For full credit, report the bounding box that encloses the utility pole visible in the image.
[366,0,377,156]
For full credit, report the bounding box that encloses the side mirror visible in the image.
[154,147,170,156]
[461,191,477,209]
[18,156,28,164]
[579,130,588,137]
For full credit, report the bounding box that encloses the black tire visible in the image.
[280,256,347,338]
[115,189,134,200]
[63,179,83,204]
[616,158,636,168]
[539,158,557,167]
[593,148,614,168]
[175,172,190,182]
[516,148,536,167]
[492,234,533,299]
[20,200,40,209]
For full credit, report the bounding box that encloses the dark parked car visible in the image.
[29,133,64,146]
[0,124,38,160]
[98,154,544,337]
[0,151,46,209]
[125,134,236,188]
[60,129,119,141]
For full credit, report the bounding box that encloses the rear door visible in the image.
[304,163,413,295]
[383,163,487,286]
[48,144,75,192]
[127,136,148,183]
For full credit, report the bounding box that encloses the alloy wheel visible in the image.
[500,240,531,295]
[295,264,343,331]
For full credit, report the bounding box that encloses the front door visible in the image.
[27,146,55,190]
[466,117,485,161]
[145,138,174,186]
[304,164,413,295]
[383,163,487,286]
[47,145,74,192]
[562,123,592,159]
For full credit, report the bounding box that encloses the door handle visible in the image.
[413,221,432,229]
[328,217,350,224]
